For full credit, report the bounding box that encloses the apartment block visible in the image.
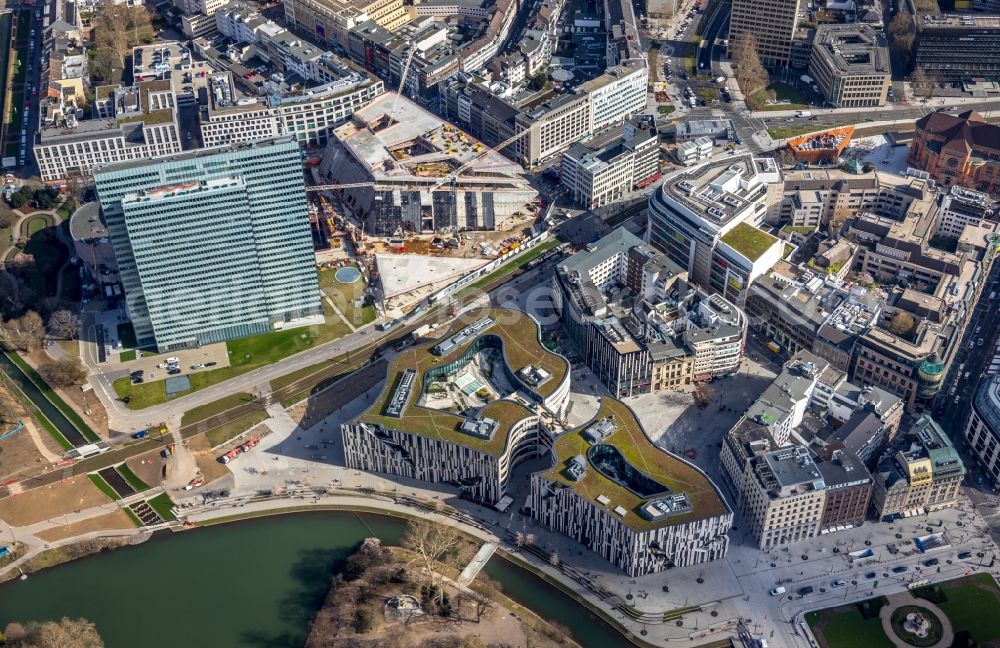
[647,155,783,306]
[552,229,747,398]
[341,308,570,505]
[871,415,966,520]
[729,0,800,66]
[530,397,732,576]
[560,115,659,208]
[92,139,322,351]
[809,24,890,108]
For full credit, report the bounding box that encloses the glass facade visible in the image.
[94,139,322,351]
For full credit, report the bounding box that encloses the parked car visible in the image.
[923,558,939,567]
[131,430,148,439]
[167,368,182,375]
[770,586,786,596]
[831,579,847,588]
[892,566,908,573]
[958,551,972,559]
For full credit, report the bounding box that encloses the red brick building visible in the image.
[908,110,1000,194]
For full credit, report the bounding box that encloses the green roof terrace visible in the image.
[721,222,780,262]
[540,398,730,531]
[356,308,570,457]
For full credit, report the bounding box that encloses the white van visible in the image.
[770,586,786,596]
[715,76,725,84]
[796,110,812,117]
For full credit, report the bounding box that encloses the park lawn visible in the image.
[319,268,376,327]
[119,350,136,362]
[112,376,166,409]
[752,82,809,111]
[204,410,268,448]
[22,227,68,300]
[115,463,150,492]
[59,264,81,302]
[227,304,352,370]
[805,604,893,648]
[25,215,51,237]
[87,473,119,501]
[181,392,255,427]
[936,573,1000,643]
[147,493,177,522]
[0,226,10,252]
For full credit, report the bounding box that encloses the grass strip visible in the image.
[180,392,255,427]
[115,463,150,492]
[123,508,143,528]
[35,413,72,450]
[5,351,99,442]
[147,493,176,522]
[87,473,119,501]
[204,410,269,449]
[119,350,136,362]
[457,238,560,297]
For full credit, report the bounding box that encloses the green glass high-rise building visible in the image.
[94,138,322,351]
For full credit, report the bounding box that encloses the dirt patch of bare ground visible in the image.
[304,538,576,648]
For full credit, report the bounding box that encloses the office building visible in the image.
[318,92,537,234]
[719,352,883,548]
[553,229,747,398]
[871,415,966,520]
[809,24,890,108]
[35,81,182,183]
[341,308,571,505]
[560,115,659,208]
[530,397,733,576]
[908,109,1000,194]
[966,376,1000,488]
[937,186,999,240]
[844,202,990,409]
[443,62,648,167]
[283,0,410,48]
[745,261,882,372]
[675,137,714,166]
[729,0,800,66]
[647,155,783,306]
[92,139,322,351]
[915,14,1000,82]
[778,168,933,232]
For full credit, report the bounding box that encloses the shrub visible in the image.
[950,630,977,648]
[912,584,948,605]
[857,595,889,620]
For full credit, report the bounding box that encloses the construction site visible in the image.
[316,92,538,236]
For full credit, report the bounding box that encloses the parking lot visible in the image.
[120,343,230,385]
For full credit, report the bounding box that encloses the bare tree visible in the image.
[777,147,798,167]
[93,4,131,69]
[889,12,915,69]
[402,519,465,604]
[911,68,937,99]
[5,617,104,648]
[549,551,560,567]
[47,309,79,340]
[0,271,31,320]
[0,311,45,351]
[730,33,769,97]
[887,311,916,337]
[40,357,87,388]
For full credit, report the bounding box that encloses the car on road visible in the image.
[770,586,786,596]
[892,566,908,573]
[167,368,182,375]
[191,363,205,369]
[923,558,939,567]
[205,361,217,367]
[958,551,972,559]
[797,586,814,596]
[831,579,847,588]
[865,572,877,579]
[131,430,148,439]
